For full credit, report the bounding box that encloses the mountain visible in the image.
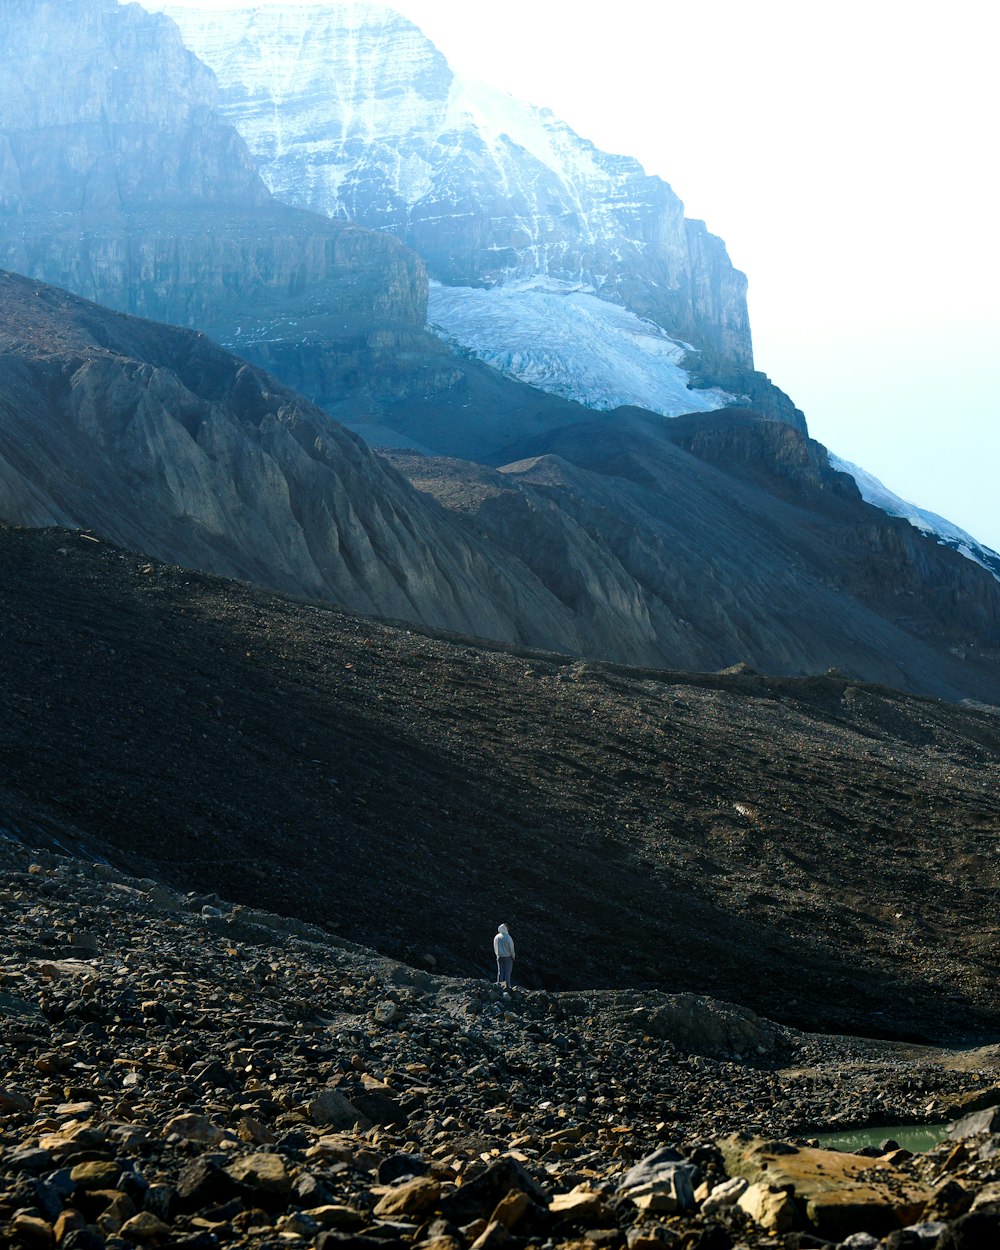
[0,0,682,442]
[0,0,441,413]
[161,1,808,437]
[161,1,753,376]
[387,410,1000,704]
[1,0,996,707]
[164,0,999,582]
[4,520,1000,1042]
[2,268,999,705]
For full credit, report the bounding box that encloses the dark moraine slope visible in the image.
[2,523,999,1044]
[2,269,998,708]
[0,269,583,647]
[388,408,1000,706]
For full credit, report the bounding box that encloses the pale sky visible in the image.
[145,0,1000,550]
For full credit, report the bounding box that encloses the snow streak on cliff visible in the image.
[830,456,1000,582]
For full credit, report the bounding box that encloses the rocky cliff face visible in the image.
[0,0,426,371]
[163,2,753,370]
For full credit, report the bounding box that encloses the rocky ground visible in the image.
[2,525,1000,1044]
[4,839,1000,1250]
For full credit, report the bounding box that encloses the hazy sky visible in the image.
[148,0,999,549]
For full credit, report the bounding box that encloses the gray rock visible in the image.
[310,1088,371,1131]
[949,1107,1000,1140]
[618,1148,696,1212]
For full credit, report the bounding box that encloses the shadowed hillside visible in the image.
[2,523,999,1045]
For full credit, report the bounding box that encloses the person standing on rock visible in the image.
[494,923,515,990]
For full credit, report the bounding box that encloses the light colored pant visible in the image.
[496,956,514,988]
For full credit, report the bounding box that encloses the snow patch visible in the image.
[830,455,1000,582]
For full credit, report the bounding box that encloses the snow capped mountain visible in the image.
[159,1,752,371]
[428,279,732,417]
[830,455,1000,582]
[148,1,997,586]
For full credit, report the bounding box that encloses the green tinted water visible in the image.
[812,1122,950,1154]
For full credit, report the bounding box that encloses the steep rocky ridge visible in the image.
[0,269,587,645]
[386,409,1000,705]
[3,523,1000,1045]
[831,453,1000,583]
[161,2,754,373]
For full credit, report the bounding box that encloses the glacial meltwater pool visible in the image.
[812,1122,951,1154]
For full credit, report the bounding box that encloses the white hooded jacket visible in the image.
[493,924,515,959]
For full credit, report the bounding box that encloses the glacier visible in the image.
[428,279,732,417]
[831,455,1000,582]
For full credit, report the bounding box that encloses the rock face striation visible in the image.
[388,409,1000,704]
[162,2,753,372]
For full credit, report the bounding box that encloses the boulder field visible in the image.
[4,840,1000,1250]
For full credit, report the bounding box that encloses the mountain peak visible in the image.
[163,1,753,370]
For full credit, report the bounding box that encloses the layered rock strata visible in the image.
[0,0,427,397]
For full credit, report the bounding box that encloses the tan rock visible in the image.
[225,1152,290,1197]
[737,1181,797,1234]
[236,1115,275,1145]
[304,1205,366,1229]
[278,1212,320,1237]
[306,1135,381,1171]
[373,1175,441,1218]
[701,1175,748,1215]
[626,1180,686,1214]
[119,1212,172,1243]
[549,1185,607,1219]
[70,1160,120,1191]
[469,1219,510,1250]
[489,1190,530,1229]
[163,1113,225,1144]
[54,1209,86,1243]
[720,1135,931,1241]
[97,1192,137,1233]
[12,1215,54,1248]
[56,1102,98,1120]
